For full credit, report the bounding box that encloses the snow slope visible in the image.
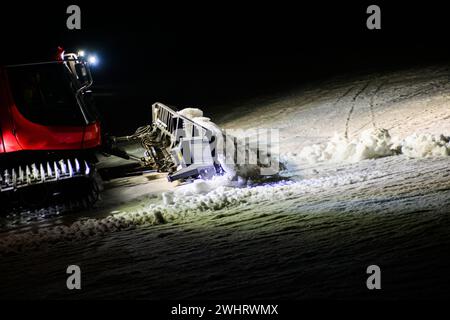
[1,66,450,299]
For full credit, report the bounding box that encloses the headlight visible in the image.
[87,55,98,66]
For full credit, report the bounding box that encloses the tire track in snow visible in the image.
[350,79,387,136]
[369,80,385,129]
[344,81,371,139]
[333,86,355,107]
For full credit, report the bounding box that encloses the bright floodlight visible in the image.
[87,55,98,65]
[77,50,85,57]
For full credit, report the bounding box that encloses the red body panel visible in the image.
[0,67,101,154]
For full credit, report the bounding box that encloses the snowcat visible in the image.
[0,49,225,213]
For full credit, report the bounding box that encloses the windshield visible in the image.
[6,63,95,126]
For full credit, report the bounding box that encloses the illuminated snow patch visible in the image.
[174,175,232,196]
[0,170,384,255]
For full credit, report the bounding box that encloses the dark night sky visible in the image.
[1,1,450,135]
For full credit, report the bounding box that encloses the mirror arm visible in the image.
[74,62,94,125]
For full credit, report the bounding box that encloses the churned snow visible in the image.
[294,128,450,165]
[297,128,396,164]
[401,133,450,158]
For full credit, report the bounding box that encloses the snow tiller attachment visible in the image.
[112,102,279,182]
[113,102,222,182]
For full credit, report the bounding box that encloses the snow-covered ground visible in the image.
[1,66,450,299]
